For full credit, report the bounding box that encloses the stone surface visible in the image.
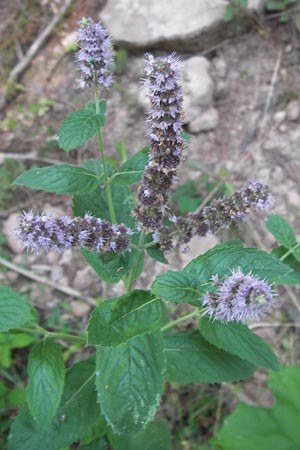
[2,213,22,254]
[70,300,91,317]
[183,56,214,123]
[286,100,300,122]
[101,0,227,50]
[188,107,219,133]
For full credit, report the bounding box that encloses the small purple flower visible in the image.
[76,17,114,89]
[15,211,132,254]
[202,268,275,323]
[134,52,186,231]
[157,180,274,251]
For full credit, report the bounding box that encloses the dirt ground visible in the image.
[0,1,300,447]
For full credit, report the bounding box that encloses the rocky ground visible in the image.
[1,0,300,447]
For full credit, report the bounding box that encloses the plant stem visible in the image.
[13,325,86,344]
[93,80,117,224]
[280,242,300,262]
[161,310,202,332]
[126,230,146,291]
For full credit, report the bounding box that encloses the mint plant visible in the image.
[2,17,299,450]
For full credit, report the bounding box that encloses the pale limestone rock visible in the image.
[71,300,91,317]
[2,213,23,254]
[183,56,214,123]
[286,100,300,122]
[189,108,219,133]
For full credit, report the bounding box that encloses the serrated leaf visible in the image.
[210,367,300,449]
[8,357,107,450]
[14,164,99,195]
[112,147,149,186]
[81,248,142,284]
[271,246,300,285]
[198,317,279,371]
[185,241,292,284]
[152,271,202,305]
[146,245,168,264]
[80,437,108,450]
[164,331,255,383]
[109,420,171,450]
[58,109,104,151]
[0,287,32,332]
[266,214,296,249]
[95,332,166,434]
[88,290,162,346]
[26,340,65,425]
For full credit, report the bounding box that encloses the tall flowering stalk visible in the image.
[15,212,132,254]
[157,181,274,251]
[134,53,185,231]
[202,268,275,323]
[76,17,114,89]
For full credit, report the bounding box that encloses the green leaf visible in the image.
[266,0,287,10]
[223,5,235,22]
[81,249,141,284]
[95,332,166,434]
[88,290,162,346]
[271,246,300,285]
[164,331,255,383]
[152,271,202,305]
[14,164,99,195]
[266,214,296,249]
[112,147,149,186]
[8,357,107,450]
[146,245,168,264]
[58,109,104,152]
[0,287,32,332]
[85,99,107,118]
[181,132,193,141]
[185,240,292,284]
[198,317,279,371]
[109,420,171,450]
[26,340,65,425]
[210,367,300,449]
[80,437,108,450]
[73,176,135,226]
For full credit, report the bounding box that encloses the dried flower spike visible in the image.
[202,268,275,323]
[134,53,185,230]
[76,17,114,89]
[15,211,132,254]
[158,181,274,251]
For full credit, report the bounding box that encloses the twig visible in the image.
[239,50,282,151]
[8,0,73,82]
[0,152,63,166]
[250,321,300,330]
[0,255,96,306]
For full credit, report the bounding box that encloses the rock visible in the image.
[286,100,300,122]
[101,0,228,51]
[188,107,219,133]
[286,190,300,207]
[70,300,91,317]
[178,235,219,267]
[273,111,286,123]
[2,213,23,254]
[73,267,93,291]
[183,56,214,123]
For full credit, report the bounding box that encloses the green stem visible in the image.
[280,242,300,261]
[161,310,203,332]
[93,81,117,224]
[126,230,146,291]
[14,325,86,344]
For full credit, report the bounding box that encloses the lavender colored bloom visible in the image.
[157,181,274,251]
[134,53,186,231]
[202,268,275,323]
[15,211,132,254]
[76,17,114,89]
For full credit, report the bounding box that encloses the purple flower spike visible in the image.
[15,211,132,254]
[202,268,275,323]
[76,17,114,89]
[157,180,274,251]
[134,52,186,231]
